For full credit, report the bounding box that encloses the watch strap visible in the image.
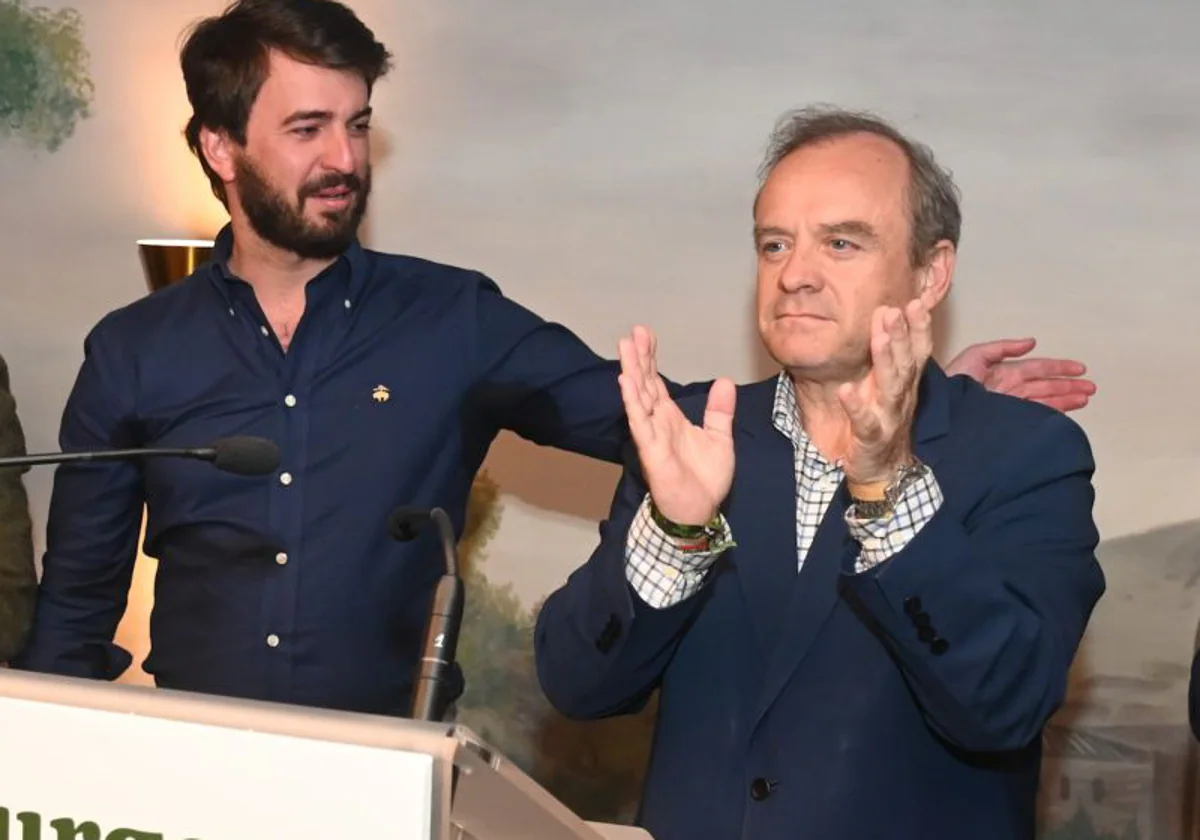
[849,459,930,518]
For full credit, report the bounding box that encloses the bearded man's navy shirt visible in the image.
[14,224,681,715]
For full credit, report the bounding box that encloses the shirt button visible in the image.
[275,552,288,565]
[227,307,235,317]
[284,394,297,407]
[266,634,280,648]
[343,299,352,309]
[279,472,292,486]
[260,325,269,336]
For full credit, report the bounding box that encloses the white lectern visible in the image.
[0,669,652,839]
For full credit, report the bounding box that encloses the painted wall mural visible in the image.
[0,0,92,152]
[2,1,1198,838]
[455,471,656,825]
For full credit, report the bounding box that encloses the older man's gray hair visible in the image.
[757,105,962,268]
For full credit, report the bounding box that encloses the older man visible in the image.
[534,107,1105,839]
[0,352,36,663]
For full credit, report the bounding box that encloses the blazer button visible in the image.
[930,637,949,656]
[594,614,622,653]
[917,625,936,643]
[903,596,922,617]
[750,778,775,801]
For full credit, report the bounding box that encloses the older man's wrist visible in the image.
[846,457,914,498]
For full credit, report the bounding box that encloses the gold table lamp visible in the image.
[136,238,214,291]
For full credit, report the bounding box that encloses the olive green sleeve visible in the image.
[0,352,37,662]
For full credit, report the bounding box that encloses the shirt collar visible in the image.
[205,222,370,306]
[771,371,800,442]
[772,369,840,475]
[768,360,952,469]
[770,371,832,469]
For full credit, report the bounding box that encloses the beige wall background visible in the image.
[2,0,1198,835]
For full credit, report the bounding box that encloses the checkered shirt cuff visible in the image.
[845,470,944,573]
[624,495,730,609]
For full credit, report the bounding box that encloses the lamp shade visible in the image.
[137,239,214,292]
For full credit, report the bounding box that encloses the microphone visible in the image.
[0,435,282,477]
[389,505,465,723]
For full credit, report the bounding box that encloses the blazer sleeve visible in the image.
[839,409,1105,753]
[1190,648,1200,742]
[534,443,712,719]
[11,322,143,679]
[0,353,36,662]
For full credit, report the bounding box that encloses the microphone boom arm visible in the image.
[0,447,212,470]
[391,505,466,723]
[0,436,280,478]
[428,507,459,578]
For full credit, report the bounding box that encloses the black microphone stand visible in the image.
[391,506,466,723]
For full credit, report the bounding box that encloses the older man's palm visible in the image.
[617,326,736,526]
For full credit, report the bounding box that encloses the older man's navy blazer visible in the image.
[535,363,1104,840]
[1189,650,1200,742]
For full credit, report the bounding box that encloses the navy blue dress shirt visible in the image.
[14,224,672,715]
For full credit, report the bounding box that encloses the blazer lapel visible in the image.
[911,361,953,472]
[746,362,956,728]
[750,485,850,727]
[726,380,798,652]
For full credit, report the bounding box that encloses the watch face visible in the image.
[885,461,928,506]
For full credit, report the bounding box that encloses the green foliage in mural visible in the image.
[0,0,94,151]
[455,471,656,824]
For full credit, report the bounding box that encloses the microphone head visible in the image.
[210,436,281,477]
[389,506,430,542]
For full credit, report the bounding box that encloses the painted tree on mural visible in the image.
[455,471,656,823]
[0,0,93,152]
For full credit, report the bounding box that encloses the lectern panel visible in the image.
[0,669,653,839]
[0,669,454,839]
